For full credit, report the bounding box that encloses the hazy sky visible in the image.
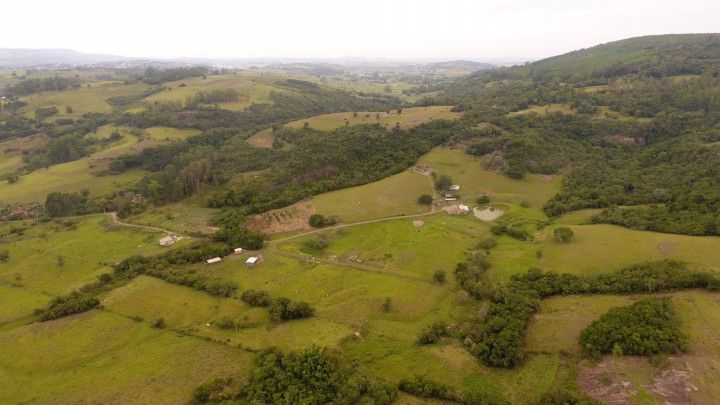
[5,0,719,59]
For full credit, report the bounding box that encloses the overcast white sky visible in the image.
[4,0,719,60]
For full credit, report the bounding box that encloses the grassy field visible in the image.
[248,106,460,149]
[0,215,173,296]
[310,169,434,223]
[18,81,153,120]
[125,203,219,235]
[488,221,720,283]
[144,126,201,141]
[134,73,281,111]
[0,158,145,204]
[285,106,460,131]
[0,310,253,404]
[0,283,51,325]
[418,147,562,209]
[508,103,575,116]
[0,134,47,176]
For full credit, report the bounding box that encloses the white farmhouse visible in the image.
[207,257,222,264]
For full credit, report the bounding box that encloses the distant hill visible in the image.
[424,60,495,72]
[523,33,720,81]
[0,49,126,68]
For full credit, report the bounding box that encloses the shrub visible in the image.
[553,227,574,243]
[476,195,490,204]
[418,194,433,205]
[301,236,330,253]
[477,237,497,250]
[433,269,447,284]
[369,382,398,405]
[152,318,166,329]
[0,250,9,262]
[309,214,336,228]
[192,377,232,403]
[434,175,452,190]
[382,297,392,313]
[417,321,449,345]
[241,289,272,307]
[398,376,453,400]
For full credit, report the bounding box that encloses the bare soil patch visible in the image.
[657,241,678,255]
[473,206,504,221]
[645,368,697,404]
[246,202,315,234]
[577,360,635,405]
[412,220,424,228]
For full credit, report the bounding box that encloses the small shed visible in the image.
[444,193,458,201]
[245,256,259,267]
[459,204,470,213]
[450,184,461,191]
[234,247,244,254]
[207,257,222,264]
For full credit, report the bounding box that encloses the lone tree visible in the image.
[434,175,452,191]
[418,194,433,205]
[553,227,574,243]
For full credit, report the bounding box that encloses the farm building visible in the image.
[245,256,259,267]
[444,193,458,201]
[207,257,222,264]
[234,247,243,254]
[459,204,470,213]
[450,184,461,191]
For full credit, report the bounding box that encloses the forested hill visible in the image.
[445,34,720,94]
[438,34,720,237]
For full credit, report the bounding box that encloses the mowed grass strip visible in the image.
[0,310,253,404]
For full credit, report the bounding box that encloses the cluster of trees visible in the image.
[240,289,314,323]
[186,89,239,107]
[4,76,82,96]
[33,292,100,321]
[490,223,532,241]
[141,66,208,84]
[269,297,314,323]
[579,297,688,357]
[464,260,719,368]
[45,191,89,217]
[243,347,353,404]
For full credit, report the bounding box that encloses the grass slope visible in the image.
[0,310,253,404]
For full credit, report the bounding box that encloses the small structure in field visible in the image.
[444,193,458,201]
[207,257,222,264]
[158,235,180,247]
[234,247,244,254]
[450,184,461,191]
[245,256,259,267]
[458,204,470,213]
